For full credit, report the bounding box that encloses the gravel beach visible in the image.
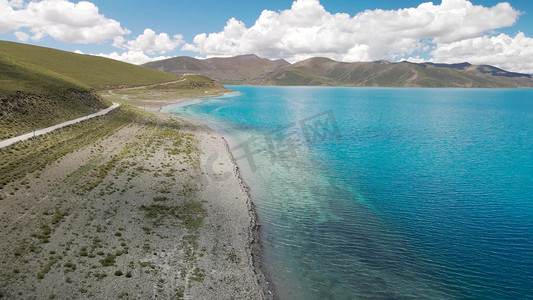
[0,109,270,299]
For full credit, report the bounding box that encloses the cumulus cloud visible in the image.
[431,32,533,74]
[8,0,24,9]
[87,29,184,65]
[14,30,30,41]
[76,49,172,65]
[183,0,520,64]
[113,29,183,55]
[0,0,129,43]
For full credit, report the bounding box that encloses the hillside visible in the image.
[0,41,177,89]
[144,54,290,85]
[265,58,533,88]
[100,74,229,108]
[0,41,230,139]
[145,54,533,88]
[0,53,108,139]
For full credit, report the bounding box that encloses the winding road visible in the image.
[0,102,120,149]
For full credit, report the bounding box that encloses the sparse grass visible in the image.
[100,74,229,107]
[0,86,229,298]
[31,224,52,244]
[93,273,107,280]
[51,211,67,225]
[36,256,58,279]
[0,107,136,189]
[78,141,137,193]
[141,226,152,234]
[190,267,205,282]
[99,254,116,267]
[79,247,88,257]
[139,201,206,230]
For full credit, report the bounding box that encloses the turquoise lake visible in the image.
[162,87,533,299]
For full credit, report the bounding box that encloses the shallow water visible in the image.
[162,87,533,299]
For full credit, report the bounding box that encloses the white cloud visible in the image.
[94,28,184,65]
[14,30,30,41]
[183,0,520,64]
[8,0,24,9]
[431,32,533,74]
[114,29,183,55]
[90,50,172,65]
[0,0,129,43]
[403,56,428,63]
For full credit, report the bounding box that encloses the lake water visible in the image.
[162,87,533,299]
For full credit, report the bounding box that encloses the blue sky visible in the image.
[1,0,533,73]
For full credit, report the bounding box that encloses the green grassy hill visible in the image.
[0,41,177,89]
[0,53,109,139]
[0,41,230,139]
[0,53,90,96]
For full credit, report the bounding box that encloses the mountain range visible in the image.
[144,54,533,88]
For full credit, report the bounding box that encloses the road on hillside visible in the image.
[112,78,187,92]
[107,78,188,100]
[0,102,120,149]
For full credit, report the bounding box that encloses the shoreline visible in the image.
[220,135,275,300]
[105,89,233,112]
[0,100,271,299]
[162,107,275,299]
[157,94,274,298]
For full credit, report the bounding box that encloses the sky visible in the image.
[1,0,533,73]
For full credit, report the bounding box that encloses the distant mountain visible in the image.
[144,54,290,85]
[144,55,533,88]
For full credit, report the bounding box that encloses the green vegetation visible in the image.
[139,201,206,230]
[0,107,135,189]
[0,42,239,298]
[99,254,116,267]
[77,141,137,194]
[36,256,58,279]
[0,54,110,139]
[101,74,229,107]
[0,42,229,139]
[150,74,213,89]
[153,196,168,202]
[32,224,52,244]
[0,54,89,96]
[0,41,177,89]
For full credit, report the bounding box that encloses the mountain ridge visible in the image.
[144,55,533,88]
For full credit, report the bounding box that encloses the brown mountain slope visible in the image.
[143,54,290,85]
[258,58,533,88]
[145,55,533,88]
